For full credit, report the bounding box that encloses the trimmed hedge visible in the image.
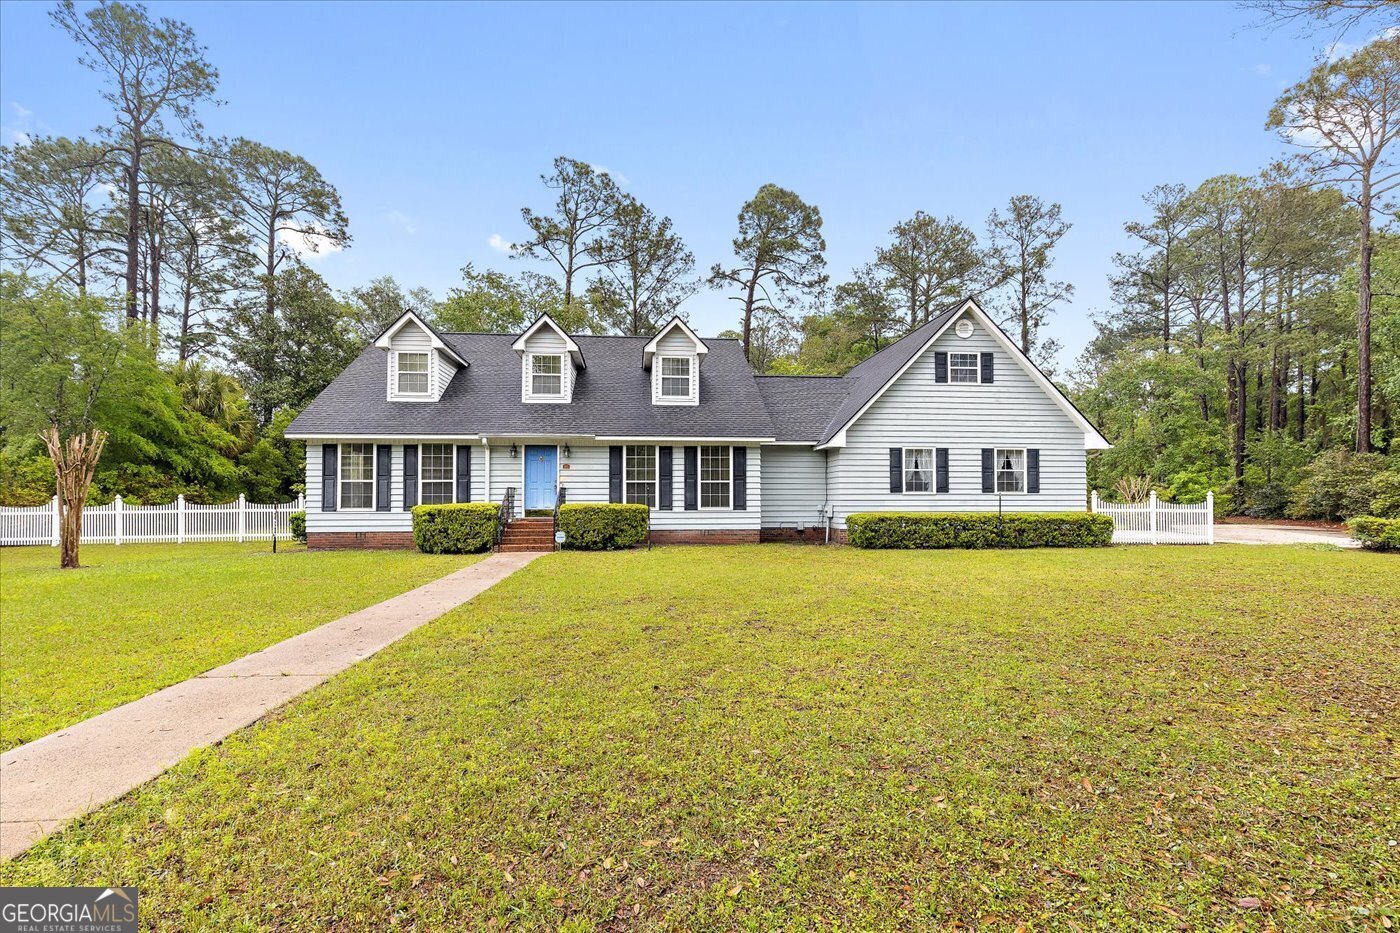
[412,503,499,554]
[558,503,649,551]
[847,512,1113,549]
[1347,516,1400,551]
[288,510,306,544]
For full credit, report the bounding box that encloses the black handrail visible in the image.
[495,487,515,549]
[553,485,567,523]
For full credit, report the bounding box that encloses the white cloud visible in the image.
[1255,63,1272,76]
[1325,26,1399,63]
[386,209,416,235]
[2,101,36,145]
[587,163,629,185]
[488,233,513,253]
[279,222,344,261]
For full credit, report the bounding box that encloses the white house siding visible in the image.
[391,321,432,353]
[304,439,488,534]
[827,316,1087,527]
[760,446,828,530]
[651,330,700,404]
[434,356,459,397]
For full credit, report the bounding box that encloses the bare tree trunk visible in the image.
[1357,181,1374,453]
[741,269,759,364]
[124,144,141,320]
[40,425,108,570]
[1296,356,1307,442]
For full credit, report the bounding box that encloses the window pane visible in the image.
[625,445,656,506]
[398,353,430,394]
[995,448,1025,493]
[700,446,730,508]
[904,447,932,492]
[532,355,563,396]
[421,444,455,503]
[950,352,979,384]
[660,357,691,397]
[341,443,375,508]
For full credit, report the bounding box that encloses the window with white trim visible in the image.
[625,445,657,506]
[421,443,454,504]
[659,356,693,398]
[904,447,933,492]
[531,354,563,397]
[950,352,980,384]
[700,446,731,508]
[396,352,431,395]
[995,448,1026,493]
[340,443,374,509]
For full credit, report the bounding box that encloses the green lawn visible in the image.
[0,542,478,750]
[3,545,1396,930]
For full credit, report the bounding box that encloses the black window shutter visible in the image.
[658,447,673,510]
[981,448,994,493]
[934,352,948,384]
[733,447,747,510]
[403,444,418,510]
[981,352,994,383]
[455,445,471,502]
[889,448,903,493]
[376,444,392,511]
[936,448,949,493]
[608,446,623,503]
[683,446,698,510]
[1027,449,1040,494]
[321,444,338,511]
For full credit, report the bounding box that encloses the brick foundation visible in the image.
[307,531,416,549]
[759,526,829,544]
[647,529,761,545]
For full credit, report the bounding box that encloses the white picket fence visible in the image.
[1091,490,1214,545]
[0,495,304,546]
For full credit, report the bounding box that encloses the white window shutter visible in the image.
[387,351,397,399]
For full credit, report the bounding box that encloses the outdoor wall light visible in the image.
[510,443,518,458]
[562,443,571,458]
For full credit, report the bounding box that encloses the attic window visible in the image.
[531,354,563,396]
[397,352,430,395]
[659,356,692,398]
[950,352,980,384]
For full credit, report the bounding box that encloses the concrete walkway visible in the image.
[0,550,545,861]
[1213,523,1358,547]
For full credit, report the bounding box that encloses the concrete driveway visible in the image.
[1213,523,1358,547]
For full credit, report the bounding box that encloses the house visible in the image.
[284,297,1110,548]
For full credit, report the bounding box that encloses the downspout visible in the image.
[481,437,491,504]
[822,448,831,545]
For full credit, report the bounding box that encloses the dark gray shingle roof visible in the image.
[754,376,851,442]
[813,304,961,444]
[287,332,778,439]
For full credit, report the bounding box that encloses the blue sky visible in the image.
[1,1,1330,363]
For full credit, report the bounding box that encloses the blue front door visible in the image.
[523,445,558,510]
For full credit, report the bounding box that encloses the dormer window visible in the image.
[530,354,564,397]
[396,351,431,395]
[659,356,693,399]
[644,317,707,407]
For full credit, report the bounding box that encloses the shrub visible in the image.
[1347,516,1400,551]
[846,512,1113,549]
[558,503,649,550]
[1241,481,1291,519]
[1287,449,1389,522]
[412,503,499,554]
[1368,466,1400,518]
[288,510,306,544]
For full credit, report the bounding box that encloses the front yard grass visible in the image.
[3,544,1396,929]
[0,542,478,750]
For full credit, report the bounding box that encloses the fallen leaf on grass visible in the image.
[727,885,742,897]
[1235,897,1262,909]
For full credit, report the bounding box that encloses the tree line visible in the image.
[2,0,1398,568]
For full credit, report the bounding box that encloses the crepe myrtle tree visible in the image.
[0,275,151,568]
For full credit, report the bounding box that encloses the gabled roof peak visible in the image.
[372,310,469,367]
[511,313,585,368]
[642,316,709,368]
